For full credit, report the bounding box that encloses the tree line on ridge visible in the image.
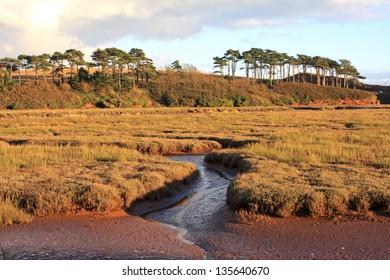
[0,48,156,91]
[213,48,365,89]
[1,47,364,91]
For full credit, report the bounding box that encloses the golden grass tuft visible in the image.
[0,199,32,225]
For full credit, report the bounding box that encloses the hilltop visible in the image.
[0,46,382,109]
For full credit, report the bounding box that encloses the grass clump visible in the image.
[0,199,32,225]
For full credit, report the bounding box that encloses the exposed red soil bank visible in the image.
[303,98,379,106]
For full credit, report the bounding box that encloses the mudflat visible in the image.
[0,209,388,260]
[0,210,204,260]
[198,211,390,260]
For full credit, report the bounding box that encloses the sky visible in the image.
[0,0,389,85]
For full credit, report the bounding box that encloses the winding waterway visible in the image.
[140,155,236,250]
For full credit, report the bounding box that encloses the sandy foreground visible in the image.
[0,208,388,260]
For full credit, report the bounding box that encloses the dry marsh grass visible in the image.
[0,199,32,225]
[227,157,389,217]
[204,109,389,217]
[0,107,389,223]
[0,145,197,220]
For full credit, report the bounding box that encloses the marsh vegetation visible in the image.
[0,107,388,225]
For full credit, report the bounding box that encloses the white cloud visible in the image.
[361,69,390,85]
[0,0,388,56]
[232,18,265,28]
[331,0,384,4]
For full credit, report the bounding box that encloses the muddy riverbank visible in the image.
[0,210,204,260]
[0,155,388,260]
[1,209,388,260]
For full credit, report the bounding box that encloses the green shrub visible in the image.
[233,96,249,107]
[273,94,295,106]
[91,71,116,92]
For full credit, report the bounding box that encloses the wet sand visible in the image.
[196,208,390,260]
[0,206,388,260]
[0,210,204,260]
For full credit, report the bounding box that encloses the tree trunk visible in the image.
[292,66,295,83]
[279,65,283,83]
[7,65,12,78]
[322,69,326,86]
[316,69,321,86]
[245,62,249,82]
[287,64,290,82]
[145,73,149,83]
[227,61,231,79]
[309,67,313,83]
[260,63,263,80]
[231,61,236,80]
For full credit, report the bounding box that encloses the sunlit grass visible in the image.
[0,144,143,170]
[0,143,197,221]
[0,107,389,221]
[244,128,389,168]
[0,199,32,225]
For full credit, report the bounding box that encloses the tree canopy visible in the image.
[1,47,156,90]
[1,46,364,90]
[214,48,364,89]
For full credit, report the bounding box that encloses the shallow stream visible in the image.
[142,155,236,247]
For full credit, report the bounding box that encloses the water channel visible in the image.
[131,154,236,253]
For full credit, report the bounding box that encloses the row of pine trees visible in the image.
[0,48,156,90]
[1,47,364,90]
[213,48,364,89]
